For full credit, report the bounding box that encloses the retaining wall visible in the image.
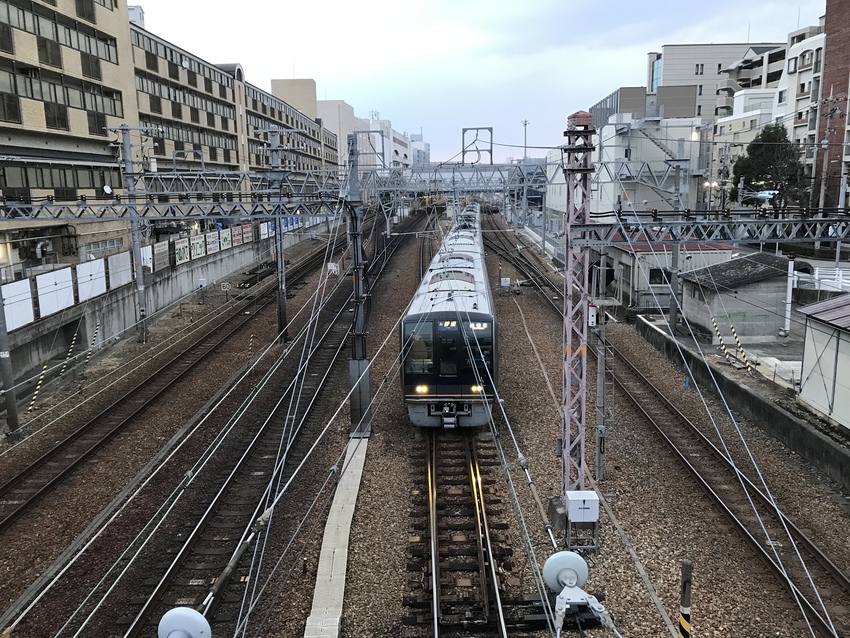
[636,315,850,493]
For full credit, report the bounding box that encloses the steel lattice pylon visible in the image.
[562,112,595,494]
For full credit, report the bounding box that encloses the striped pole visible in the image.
[58,330,79,376]
[709,317,732,365]
[729,324,754,375]
[84,323,100,366]
[678,559,692,638]
[248,333,254,361]
[26,362,48,414]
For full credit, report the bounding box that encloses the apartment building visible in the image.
[648,43,782,119]
[716,45,786,116]
[773,23,825,186]
[0,1,338,282]
[816,0,848,207]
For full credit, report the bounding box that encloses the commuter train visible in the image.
[400,203,497,427]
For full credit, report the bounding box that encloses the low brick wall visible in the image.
[636,316,850,493]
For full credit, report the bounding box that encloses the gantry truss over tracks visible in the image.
[572,214,850,246]
[0,163,553,221]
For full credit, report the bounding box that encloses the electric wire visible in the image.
[606,170,837,636]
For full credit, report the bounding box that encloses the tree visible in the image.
[730,124,807,211]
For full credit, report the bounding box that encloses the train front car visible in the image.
[401,204,497,428]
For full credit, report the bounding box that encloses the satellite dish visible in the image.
[103,185,113,195]
[182,59,190,69]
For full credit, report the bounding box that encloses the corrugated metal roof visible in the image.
[681,252,790,289]
[798,294,850,330]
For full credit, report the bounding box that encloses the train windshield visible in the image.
[461,321,492,379]
[403,321,433,374]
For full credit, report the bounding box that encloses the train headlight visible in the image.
[471,385,483,393]
[415,385,429,394]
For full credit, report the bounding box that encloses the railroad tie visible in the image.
[59,330,79,376]
[27,362,49,413]
[729,324,754,376]
[83,322,100,366]
[709,317,732,365]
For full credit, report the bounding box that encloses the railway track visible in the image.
[118,211,429,635]
[487,211,850,636]
[608,343,850,638]
[0,246,328,537]
[404,430,551,637]
[482,215,562,315]
[120,290,352,636]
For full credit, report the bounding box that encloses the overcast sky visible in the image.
[134,0,825,163]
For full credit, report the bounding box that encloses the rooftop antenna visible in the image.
[747,22,750,42]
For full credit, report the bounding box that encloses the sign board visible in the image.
[153,241,170,272]
[107,251,132,288]
[2,279,33,331]
[221,282,231,291]
[500,277,511,288]
[76,259,106,301]
[190,235,206,260]
[242,223,253,243]
[205,231,220,255]
[231,225,243,246]
[36,268,74,317]
[219,228,232,251]
[259,222,269,240]
[174,237,190,265]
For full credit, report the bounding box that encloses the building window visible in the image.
[814,48,822,73]
[778,89,786,104]
[45,102,69,129]
[697,105,702,116]
[219,84,227,99]
[221,116,228,131]
[171,101,182,119]
[149,94,161,114]
[695,63,704,75]
[208,147,217,162]
[788,57,797,73]
[204,77,213,93]
[0,22,13,53]
[37,36,62,68]
[87,111,106,135]
[190,107,199,123]
[649,268,667,284]
[168,61,179,80]
[749,119,756,130]
[0,93,21,123]
[145,50,158,72]
[697,84,703,96]
[717,63,722,74]
[75,0,96,23]
[80,52,101,80]
[187,70,197,87]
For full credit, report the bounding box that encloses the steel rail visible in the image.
[610,344,844,638]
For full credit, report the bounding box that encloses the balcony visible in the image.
[793,117,807,127]
[716,95,734,111]
[797,89,811,99]
[717,77,742,95]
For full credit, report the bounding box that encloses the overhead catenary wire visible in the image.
[604,172,837,636]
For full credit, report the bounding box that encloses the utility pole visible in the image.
[521,120,530,232]
[112,124,157,343]
[719,142,730,212]
[0,284,19,434]
[346,133,372,437]
[268,127,289,342]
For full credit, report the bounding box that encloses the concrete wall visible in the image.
[682,278,787,343]
[8,233,286,391]
[636,315,850,493]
